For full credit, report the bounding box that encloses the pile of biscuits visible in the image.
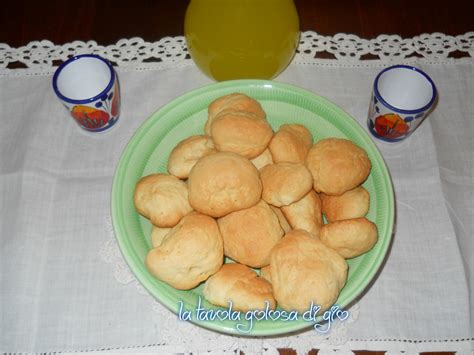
[134,93,378,314]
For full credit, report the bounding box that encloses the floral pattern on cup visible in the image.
[69,81,120,130]
[367,65,436,142]
[53,54,121,132]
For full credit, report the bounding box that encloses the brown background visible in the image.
[1,0,470,354]
[1,0,473,47]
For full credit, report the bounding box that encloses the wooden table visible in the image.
[1,1,470,353]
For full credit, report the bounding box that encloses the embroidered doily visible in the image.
[99,228,361,354]
[99,230,473,354]
[1,31,473,70]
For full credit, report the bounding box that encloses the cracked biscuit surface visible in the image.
[270,229,348,313]
[203,263,275,312]
[146,212,224,290]
[167,135,216,179]
[205,93,273,159]
[321,186,370,222]
[320,217,378,259]
[187,152,262,217]
[269,124,313,163]
[205,93,266,135]
[217,200,284,268]
[134,173,193,228]
[250,148,273,170]
[305,138,371,196]
[210,111,274,159]
[260,162,313,207]
[281,190,323,238]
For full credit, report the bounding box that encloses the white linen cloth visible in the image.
[0,33,473,353]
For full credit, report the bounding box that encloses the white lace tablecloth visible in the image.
[1,32,473,354]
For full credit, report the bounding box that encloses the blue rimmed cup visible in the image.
[367,65,437,142]
[52,54,121,132]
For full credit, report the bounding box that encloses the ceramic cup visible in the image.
[52,54,120,132]
[367,65,437,142]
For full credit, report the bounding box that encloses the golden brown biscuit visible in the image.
[205,93,266,135]
[270,229,348,313]
[305,138,371,196]
[320,217,378,258]
[260,265,272,284]
[269,124,313,163]
[250,148,273,170]
[146,212,224,290]
[203,263,275,312]
[167,135,216,179]
[321,186,370,222]
[134,174,193,228]
[269,205,292,233]
[188,152,262,217]
[260,162,313,207]
[217,200,284,268]
[151,226,171,247]
[210,111,273,159]
[281,190,323,238]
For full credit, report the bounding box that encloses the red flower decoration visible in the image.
[71,105,109,129]
[374,113,409,139]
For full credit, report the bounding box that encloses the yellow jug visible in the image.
[184,0,300,81]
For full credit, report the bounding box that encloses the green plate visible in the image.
[111,80,394,336]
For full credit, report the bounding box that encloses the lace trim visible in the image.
[1,31,473,69]
[297,31,474,61]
